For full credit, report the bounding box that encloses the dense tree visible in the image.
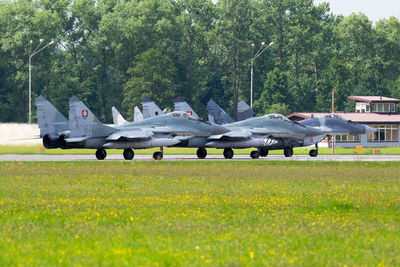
[0,0,399,123]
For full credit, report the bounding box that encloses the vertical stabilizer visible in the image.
[207,99,234,125]
[142,97,164,119]
[134,106,144,122]
[174,96,200,119]
[112,106,128,125]
[237,100,256,121]
[69,96,114,138]
[35,95,69,137]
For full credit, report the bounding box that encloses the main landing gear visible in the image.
[284,147,293,157]
[96,149,107,160]
[258,147,269,157]
[153,147,164,160]
[123,148,134,160]
[196,148,207,159]
[223,148,234,159]
[309,143,318,157]
[250,150,260,159]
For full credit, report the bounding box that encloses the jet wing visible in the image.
[106,130,153,141]
[249,125,306,138]
[209,129,253,140]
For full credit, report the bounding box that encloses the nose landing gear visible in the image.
[250,150,260,159]
[309,143,318,157]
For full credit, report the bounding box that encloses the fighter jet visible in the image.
[206,113,325,159]
[299,113,376,135]
[206,100,326,158]
[35,95,70,149]
[63,96,221,160]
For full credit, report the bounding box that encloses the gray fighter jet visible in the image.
[299,113,376,135]
[35,95,70,149]
[206,113,325,159]
[206,101,377,158]
[63,96,222,160]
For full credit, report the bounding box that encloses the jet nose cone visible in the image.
[211,123,229,135]
[365,125,376,134]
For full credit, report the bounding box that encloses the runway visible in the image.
[1,154,400,161]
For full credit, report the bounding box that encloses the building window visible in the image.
[372,103,396,113]
[368,124,398,142]
[335,134,360,142]
[356,102,370,113]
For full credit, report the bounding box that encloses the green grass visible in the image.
[0,161,399,265]
[1,144,400,156]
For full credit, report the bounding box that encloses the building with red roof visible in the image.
[287,96,400,148]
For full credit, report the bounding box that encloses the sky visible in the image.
[314,0,400,22]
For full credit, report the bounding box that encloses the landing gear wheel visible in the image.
[284,148,293,157]
[196,148,207,159]
[309,149,318,157]
[250,150,260,159]
[223,148,234,159]
[153,151,163,160]
[259,148,269,157]
[96,149,107,160]
[123,148,134,160]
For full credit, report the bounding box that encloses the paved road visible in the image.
[1,154,400,161]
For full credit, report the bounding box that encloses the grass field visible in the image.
[1,144,400,156]
[0,161,399,266]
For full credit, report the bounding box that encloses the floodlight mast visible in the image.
[250,41,273,109]
[28,39,54,124]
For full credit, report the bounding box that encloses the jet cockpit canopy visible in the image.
[167,111,197,120]
[324,113,344,120]
[264,113,291,122]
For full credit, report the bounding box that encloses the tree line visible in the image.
[1,0,399,123]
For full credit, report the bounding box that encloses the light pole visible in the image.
[250,41,273,109]
[28,39,54,124]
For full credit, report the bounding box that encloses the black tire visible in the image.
[223,148,234,159]
[196,148,207,159]
[153,151,163,160]
[59,134,68,149]
[259,147,269,157]
[123,148,134,160]
[309,149,318,157]
[96,149,107,160]
[284,147,293,157]
[250,150,260,159]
